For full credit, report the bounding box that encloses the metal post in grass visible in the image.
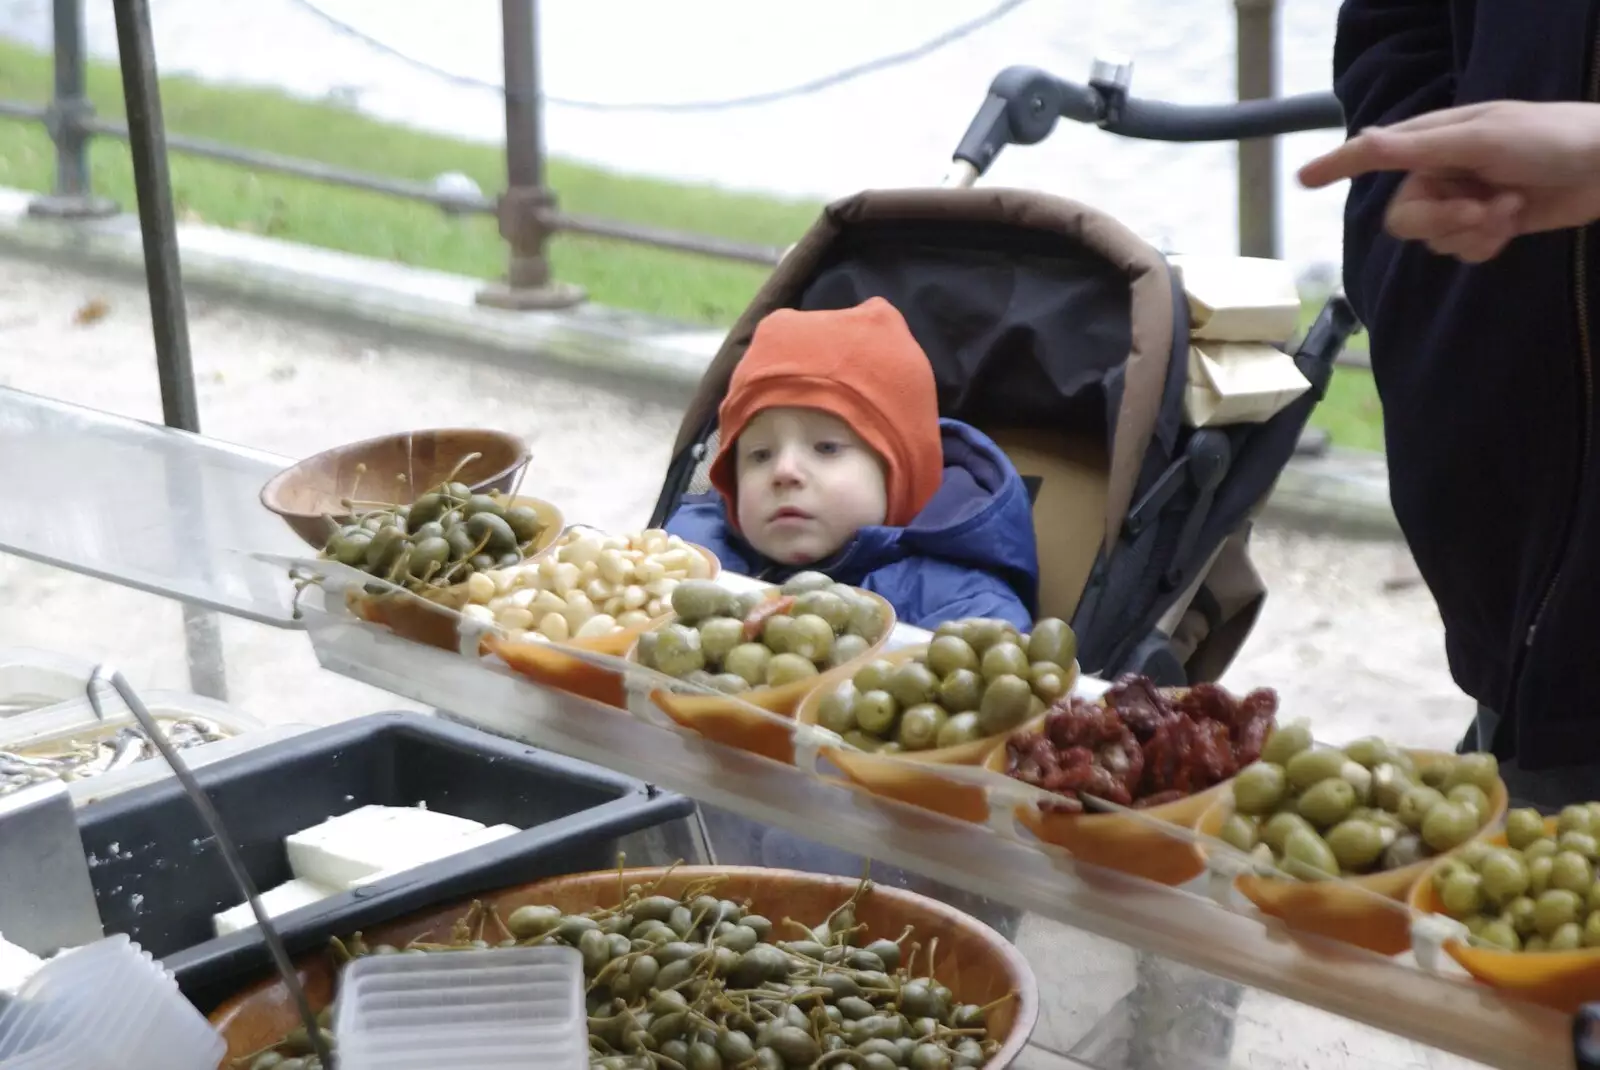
[477,0,586,310]
[28,0,117,219]
[1234,0,1279,259]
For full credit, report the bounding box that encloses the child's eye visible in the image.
[813,441,843,456]
[744,447,771,464]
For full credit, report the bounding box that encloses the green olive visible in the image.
[697,617,746,666]
[897,704,948,751]
[1478,849,1531,907]
[1505,894,1538,937]
[1231,762,1288,815]
[1523,837,1560,862]
[1342,736,1398,769]
[1446,783,1491,823]
[852,658,896,694]
[1420,800,1478,852]
[766,652,819,688]
[781,571,834,595]
[935,711,983,749]
[817,682,860,735]
[1326,818,1386,871]
[1285,747,1348,791]
[1583,911,1600,948]
[652,623,706,678]
[723,643,773,686]
[1297,777,1358,829]
[1528,855,1556,896]
[1219,813,1260,852]
[1504,806,1542,844]
[979,642,1030,683]
[829,633,871,668]
[977,674,1033,736]
[1281,827,1339,879]
[761,614,799,654]
[781,614,831,663]
[1261,811,1315,854]
[926,636,979,677]
[963,619,1014,654]
[1478,920,1521,952]
[1369,762,1414,812]
[1560,830,1600,860]
[794,590,853,633]
[1522,934,1548,953]
[1382,833,1427,871]
[1027,618,1076,667]
[671,580,736,624]
[936,669,983,714]
[855,691,899,736]
[1339,760,1374,806]
[847,599,889,643]
[888,663,940,709]
[1438,869,1485,919]
[1550,850,1594,894]
[1028,662,1070,704]
[1260,720,1314,766]
[1397,785,1446,831]
[1444,751,1500,795]
[1533,888,1583,936]
[1550,921,1586,951]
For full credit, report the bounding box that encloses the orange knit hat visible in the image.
[709,297,943,529]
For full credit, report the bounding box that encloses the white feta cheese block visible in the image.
[348,824,522,889]
[0,933,43,994]
[213,878,340,937]
[286,805,489,890]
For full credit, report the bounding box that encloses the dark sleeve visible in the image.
[1332,0,1456,325]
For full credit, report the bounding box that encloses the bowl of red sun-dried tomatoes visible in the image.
[980,674,1280,886]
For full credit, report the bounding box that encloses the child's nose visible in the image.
[770,447,806,485]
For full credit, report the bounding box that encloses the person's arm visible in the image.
[1333,0,1456,321]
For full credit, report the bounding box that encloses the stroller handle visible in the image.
[949,62,1346,182]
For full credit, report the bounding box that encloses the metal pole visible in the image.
[1235,0,1280,259]
[28,0,116,219]
[477,0,585,310]
[111,0,228,700]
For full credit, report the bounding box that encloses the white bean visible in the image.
[532,590,567,616]
[617,610,652,631]
[462,604,496,625]
[646,598,667,617]
[598,550,630,586]
[636,558,666,585]
[644,578,676,600]
[538,556,560,581]
[687,552,712,579]
[622,585,648,610]
[562,592,596,629]
[510,588,539,610]
[579,560,600,583]
[496,606,536,631]
[601,536,630,552]
[603,596,625,617]
[464,572,496,603]
[537,612,570,642]
[551,562,581,594]
[575,613,618,639]
[656,549,691,572]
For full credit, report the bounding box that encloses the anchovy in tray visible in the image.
[0,718,230,796]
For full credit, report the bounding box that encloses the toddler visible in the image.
[664,297,1038,632]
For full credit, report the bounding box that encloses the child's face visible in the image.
[735,407,888,565]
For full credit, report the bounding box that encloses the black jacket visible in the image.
[1334,0,1600,769]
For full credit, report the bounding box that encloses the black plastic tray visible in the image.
[74,711,693,1013]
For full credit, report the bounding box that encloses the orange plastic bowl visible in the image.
[642,589,896,764]
[977,701,1229,887]
[1408,815,1600,1013]
[798,648,1079,826]
[1195,749,1508,956]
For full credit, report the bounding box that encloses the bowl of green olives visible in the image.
[1409,806,1600,1012]
[632,573,896,763]
[262,428,531,549]
[1196,726,1507,956]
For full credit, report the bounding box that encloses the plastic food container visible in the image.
[0,647,97,720]
[334,945,587,1070]
[0,935,223,1070]
[71,711,694,1013]
[0,690,289,807]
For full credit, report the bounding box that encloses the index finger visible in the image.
[1297,135,1399,188]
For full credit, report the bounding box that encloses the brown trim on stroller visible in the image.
[668,187,1176,552]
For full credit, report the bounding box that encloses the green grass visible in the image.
[0,38,1383,449]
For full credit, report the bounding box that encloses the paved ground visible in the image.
[0,252,1483,1069]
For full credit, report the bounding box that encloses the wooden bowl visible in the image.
[643,590,897,765]
[798,648,1079,822]
[261,427,531,549]
[1194,749,1509,956]
[342,494,565,651]
[1408,815,1600,1012]
[208,866,1040,1069]
[977,714,1225,887]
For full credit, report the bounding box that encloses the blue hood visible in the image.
[665,419,1040,631]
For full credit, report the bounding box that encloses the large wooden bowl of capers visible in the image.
[1194,727,1507,956]
[1407,807,1600,1012]
[633,572,896,764]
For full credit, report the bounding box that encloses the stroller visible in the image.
[649,63,1361,689]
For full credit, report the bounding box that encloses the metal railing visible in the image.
[0,0,1346,322]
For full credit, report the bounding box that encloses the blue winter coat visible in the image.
[664,419,1039,632]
